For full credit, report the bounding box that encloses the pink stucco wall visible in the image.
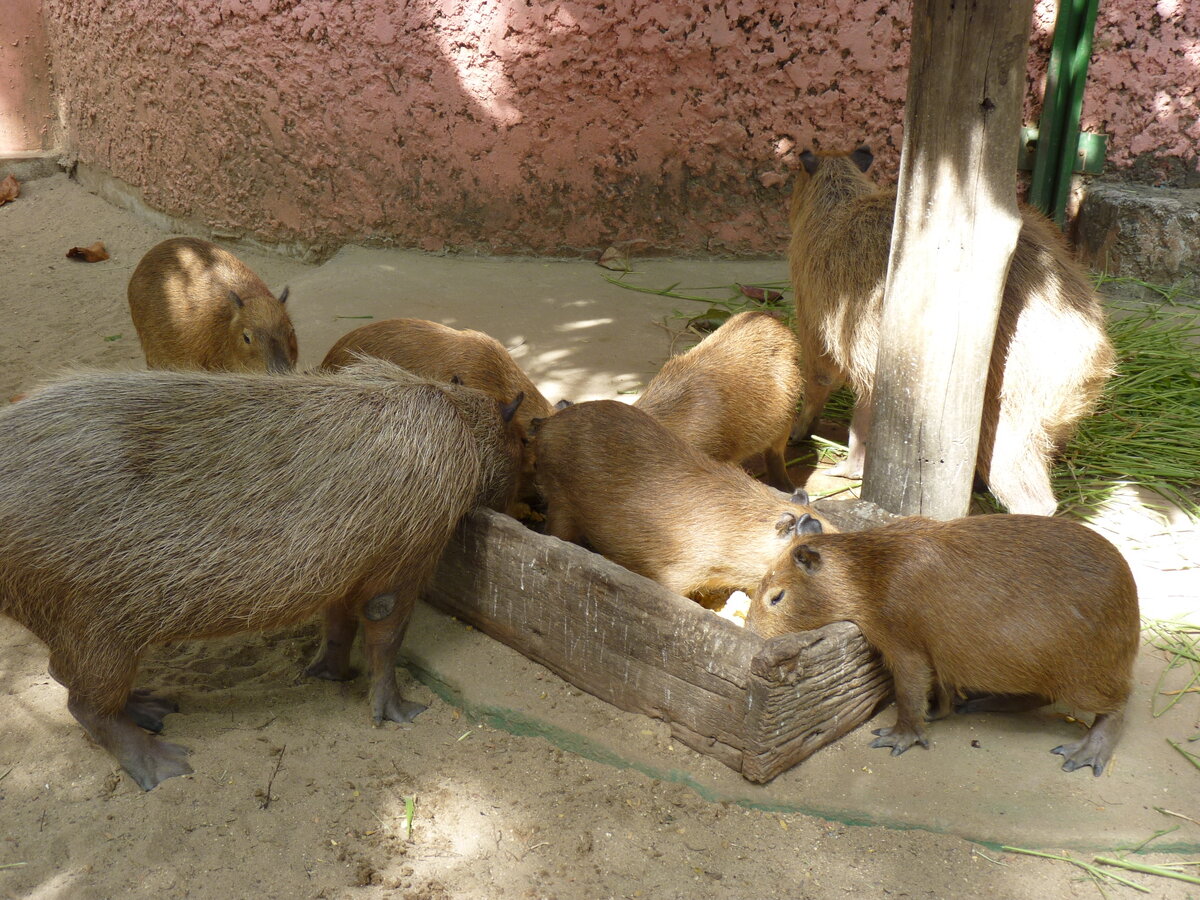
[29,0,1200,255]
[0,0,56,153]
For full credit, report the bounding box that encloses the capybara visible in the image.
[128,237,298,373]
[634,310,802,491]
[531,399,834,598]
[0,361,523,789]
[748,514,1139,775]
[322,318,555,500]
[788,146,1116,515]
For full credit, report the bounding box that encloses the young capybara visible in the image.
[788,146,1116,515]
[531,399,835,598]
[634,310,802,491]
[0,361,523,790]
[128,237,298,373]
[748,514,1139,775]
[322,318,555,500]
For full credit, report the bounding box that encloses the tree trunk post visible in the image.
[861,0,1035,519]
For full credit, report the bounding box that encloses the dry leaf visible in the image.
[0,174,19,205]
[66,241,110,262]
[737,283,784,304]
[596,246,630,272]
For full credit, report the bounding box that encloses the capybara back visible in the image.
[635,311,801,491]
[128,237,298,374]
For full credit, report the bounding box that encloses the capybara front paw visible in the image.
[124,688,180,734]
[123,738,193,791]
[870,726,929,757]
[373,699,428,726]
[1051,741,1108,777]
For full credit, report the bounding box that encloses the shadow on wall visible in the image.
[30,0,1200,255]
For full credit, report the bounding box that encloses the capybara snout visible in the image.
[128,237,299,374]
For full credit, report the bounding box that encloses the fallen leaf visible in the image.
[596,246,630,272]
[66,241,110,262]
[737,283,785,304]
[0,174,19,205]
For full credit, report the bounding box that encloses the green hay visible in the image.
[611,273,1200,521]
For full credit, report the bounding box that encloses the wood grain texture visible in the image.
[863,0,1036,519]
[423,507,892,781]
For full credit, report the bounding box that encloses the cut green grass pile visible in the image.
[609,272,1200,521]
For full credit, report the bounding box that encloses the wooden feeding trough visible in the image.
[423,499,894,784]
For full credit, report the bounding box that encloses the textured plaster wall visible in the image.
[0,0,56,153]
[35,0,1200,255]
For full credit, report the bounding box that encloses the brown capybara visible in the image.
[531,399,835,599]
[128,237,298,373]
[748,514,1139,775]
[788,146,1116,515]
[322,318,555,500]
[0,360,523,790]
[634,310,802,491]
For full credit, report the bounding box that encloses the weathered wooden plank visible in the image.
[424,505,893,782]
[741,624,893,783]
[424,508,762,753]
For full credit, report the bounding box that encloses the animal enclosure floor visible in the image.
[1,171,1199,899]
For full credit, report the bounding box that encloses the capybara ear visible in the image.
[794,513,824,536]
[228,290,245,309]
[799,150,819,175]
[450,374,464,386]
[500,392,525,423]
[775,511,798,536]
[789,488,810,506]
[554,399,574,411]
[792,544,822,574]
[277,286,290,305]
[850,145,873,172]
[528,416,546,437]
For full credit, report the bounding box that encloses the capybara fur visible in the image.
[322,318,554,500]
[531,399,835,599]
[748,514,1139,775]
[634,310,802,491]
[128,237,298,374]
[0,361,522,789]
[788,146,1116,515]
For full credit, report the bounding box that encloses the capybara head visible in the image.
[789,145,874,226]
[226,286,298,374]
[747,516,836,639]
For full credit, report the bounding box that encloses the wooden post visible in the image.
[861,0,1035,519]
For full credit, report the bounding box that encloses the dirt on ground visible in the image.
[1,172,1198,899]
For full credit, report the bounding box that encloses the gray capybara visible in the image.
[748,514,1139,775]
[0,361,523,789]
[128,237,298,373]
[634,310,802,491]
[788,146,1116,515]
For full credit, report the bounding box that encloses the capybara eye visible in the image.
[769,590,785,607]
[243,331,252,345]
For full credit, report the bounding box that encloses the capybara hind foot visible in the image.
[374,697,428,726]
[305,604,359,681]
[955,692,1049,715]
[870,725,929,756]
[69,698,192,790]
[1052,711,1124,776]
[124,688,180,733]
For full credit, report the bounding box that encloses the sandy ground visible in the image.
[1,171,1199,899]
